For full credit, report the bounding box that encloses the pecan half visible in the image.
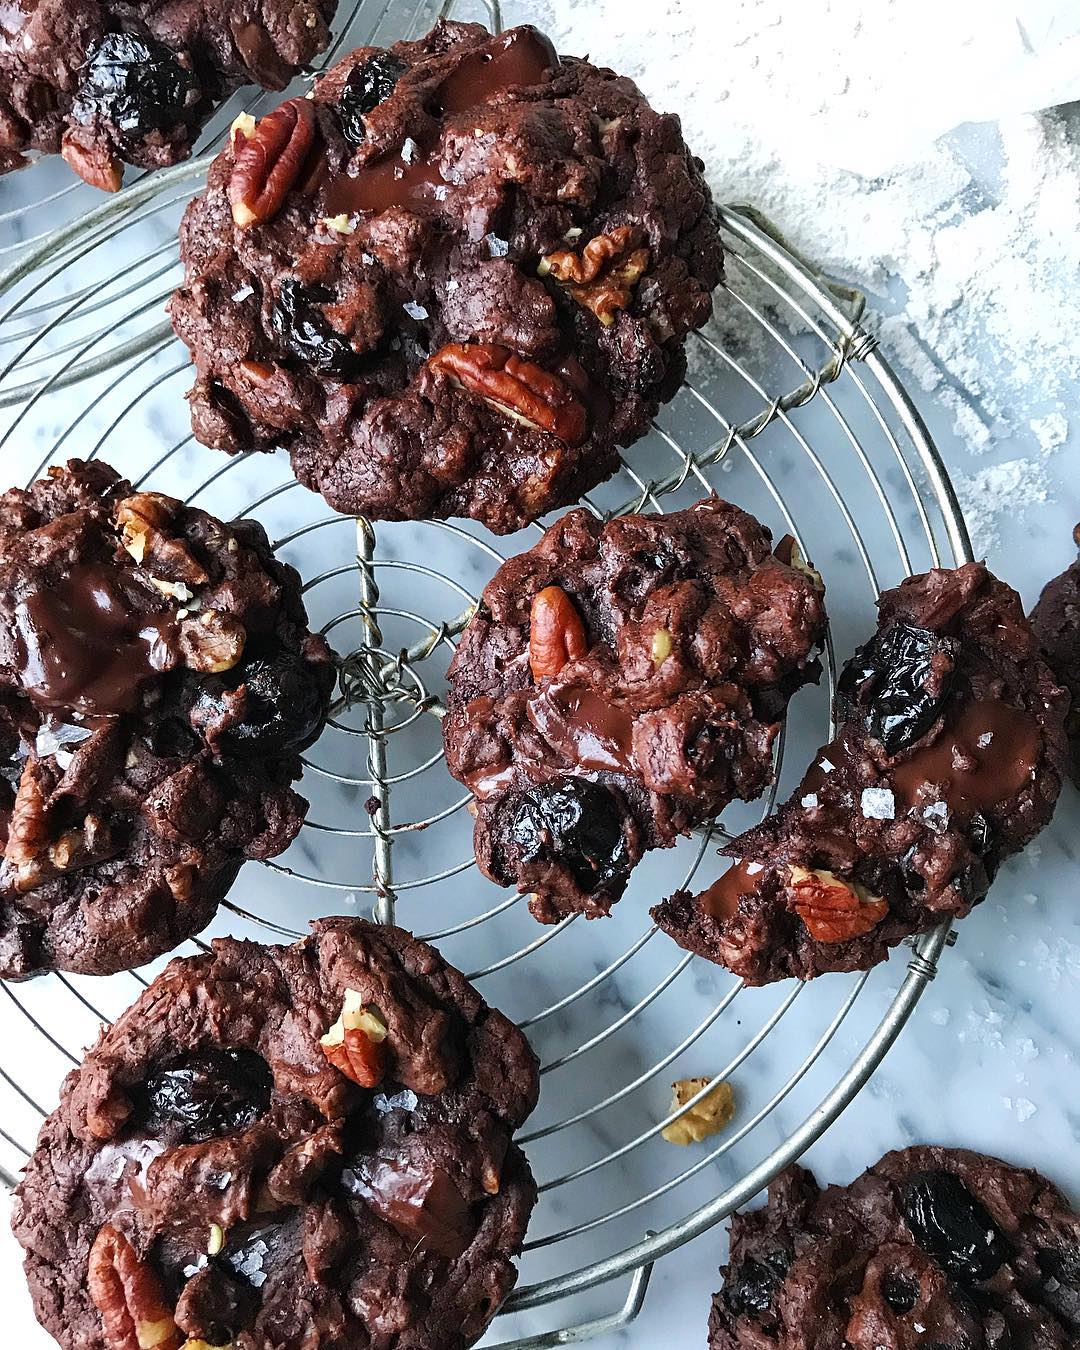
[320,990,388,1086]
[788,865,888,943]
[88,1224,182,1350]
[529,585,588,681]
[116,494,209,587]
[4,758,51,892]
[428,342,588,445]
[61,127,122,192]
[228,96,317,229]
[179,609,246,673]
[539,226,650,326]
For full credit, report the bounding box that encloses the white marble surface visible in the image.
[0,7,1079,1350]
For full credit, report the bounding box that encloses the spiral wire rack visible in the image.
[0,2,974,1345]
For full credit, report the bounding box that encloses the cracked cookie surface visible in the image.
[654,563,1068,984]
[1030,522,1080,785]
[12,918,540,1350]
[710,1146,1080,1349]
[442,499,826,923]
[0,0,336,185]
[0,459,334,977]
[168,20,723,533]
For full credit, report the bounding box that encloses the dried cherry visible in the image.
[901,1170,1009,1284]
[337,54,408,144]
[836,622,957,755]
[510,778,628,893]
[190,651,327,757]
[882,1270,920,1313]
[272,280,362,379]
[72,33,201,136]
[725,1250,790,1316]
[138,1048,272,1142]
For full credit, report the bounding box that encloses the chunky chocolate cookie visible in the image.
[167,20,723,533]
[711,1146,1080,1349]
[0,0,336,187]
[655,562,1067,984]
[0,459,334,978]
[12,918,540,1350]
[443,500,827,923]
[1030,522,1080,784]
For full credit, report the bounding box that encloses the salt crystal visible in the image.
[800,792,818,808]
[361,252,375,265]
[403,301,429,320]
[1015,1097,1037,1122]
[860,787,895,820]
[976,731,993,748]
[818,757,834,774]
[36,722,92,760]
[485,233,510,257]
[231,285,254,302]
[746,861,764,876]
[401,136,420,163]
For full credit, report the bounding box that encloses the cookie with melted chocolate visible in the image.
[1030,522,1080,784]
[167,19,724,533]
[654,562,1068,984]
[710,1146,1080,1349]
[12,918,540,1350]
[0,459,334,978]
[0,0,337,186]
[442,498,827,923]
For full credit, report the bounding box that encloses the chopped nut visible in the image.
[321,213,355,235]
[61,127,122,192]
[4,758,51,892]
[87,1224,182,1350]
[788,865,888,943]
[206,1224,224,1257]
[428,342,589,445]
[116,495,209,587]
[179,609,246,674]
[651,628,673,665]
[775,535,825,593]
[529,585,589,680]
[662,1078,736,1145]
[320,990,388,1087]
[149,579,194,603]
[48,814,117,874]
[164,863,196,902]
[230,111,256,146]
[539,226,650,326]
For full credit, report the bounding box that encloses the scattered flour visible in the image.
[526,0,1078,554]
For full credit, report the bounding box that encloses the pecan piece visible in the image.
[539,226,650,326]
[319,990,387,1087]
[179,609,246,673]
[788,865,888,943]
[529,585,588,680]
[428,342,588,445]
[228,96,317,229]
[116,494,209,588]
[4,758,51,892]
[49,814,118,873]
[88,1224,182,1350]
[61,127,122,192]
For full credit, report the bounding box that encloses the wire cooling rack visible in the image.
[0,5,975,1347]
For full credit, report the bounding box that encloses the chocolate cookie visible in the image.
[1030,522,1080,784]
[711,1146,1080,1348]
[12,918,541,1350]
[654,562,1067,984]
[0,459,335,978]
[443,500,827,923]
[0,0,336,186]
[167,20,723,533]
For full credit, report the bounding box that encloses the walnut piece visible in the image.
[539,226,650,326]
[788,865,888,943]
[662,1077,736,1145]
[320,990,388,1087]
[87,1224,182,1350]
[179,609,246,674]
[116,495,209,587]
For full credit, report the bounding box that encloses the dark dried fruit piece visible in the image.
[190,650,328,757]
[901,1170,1010,1284]
[272,279,362,378]
[725,1250,790,1317]
[836,621,957,755]
[510,777,628,894]
[338,54,409,143]
[882,1270,920,1313]
[137,1048,272,1142]
[72,33,202,136]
